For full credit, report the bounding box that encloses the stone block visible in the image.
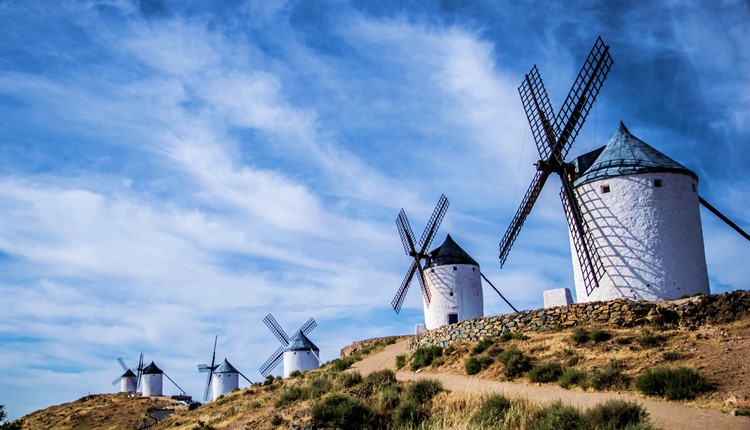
[544,288,574,308]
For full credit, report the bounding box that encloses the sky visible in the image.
[1,0,749,420]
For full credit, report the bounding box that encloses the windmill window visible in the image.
[600,185,610,194]
[692,183,697,192]
[472,267,475,271]
[654,179,662,187]
[453,266,457,271]
[449,291,454,297]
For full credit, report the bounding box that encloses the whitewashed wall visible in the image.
[212,372,238,400]
[571,171,709,302]
[422,263,483,330]
[142,373,163,397]
[283,350,319,378]
[120,375,136,393]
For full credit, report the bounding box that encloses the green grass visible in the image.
[584,400,654,430]
[471,338,494,355]
[395,354,407,369]
[471,394,512,427]
[411,345,443,371]
[590,360,630,391]
[465,356,494,375]
[311,393,380,430]
[558,368,590,390]
[637,331,667,348]
[635,367,712,400]
[498,347,532,379]
[405,379,443,403]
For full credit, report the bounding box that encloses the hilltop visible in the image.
[12,291,750,429]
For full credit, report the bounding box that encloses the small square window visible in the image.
[691,183,697,192]
[654,179,662,187]
[453,266,457,271]
[600,185,610,194]
[449,291,454,296]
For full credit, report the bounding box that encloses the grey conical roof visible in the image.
[285,331,319,352]
[573,122,697,186]
[215,358,239,374]
[121,369,136,378]
[142,361,163,375]
[425,234,478,268]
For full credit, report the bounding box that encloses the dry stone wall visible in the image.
[408,290,750,350]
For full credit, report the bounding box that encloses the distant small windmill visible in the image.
[392,195,516,330]
[259,313,320,378]
[197,336,254,401]
[141,361,187,397]
[112,353,144,393]
[498,37,613,298]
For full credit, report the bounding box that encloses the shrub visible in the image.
[375,385,400,413]
[584,399,651,429]
[330,356,357,372]
[637,331,667,348]
[395,354,407,369]
[312,393,379,430]
[558,368,590,389]
[393,398,425,429]
[337,371,362,388]
[269,414,284,426]
[616,337,634,345]
[530,400,583,430]
[636,367,711,400]
[406,379,443,403]
[263,375,275,386]
[500,331,529,342]
[590,329,612,343]
[572,328,590,344]
[590,360,630,391]
[360,369,397,396]
[307,374,333,398]
[662,351,683,361]
[411,346,443,371]
[498,347,532,379]
[471,394,512,427]
[529,362,564,383]
[472,338,493,355]
[274,386,302,407]
[288,370,302,378]
[432,357,445,368]
[735,407,750,416]
[465,356,494,375]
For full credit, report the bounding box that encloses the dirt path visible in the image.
[352,341,750,430]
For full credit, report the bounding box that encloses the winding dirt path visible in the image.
[352,340,750,430]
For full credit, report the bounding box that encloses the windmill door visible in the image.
[448,313,458,324]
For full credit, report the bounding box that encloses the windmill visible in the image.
[197,336,255,401]
[392,195,517,329]
[259,313,320,378]
[498,36,613,298]
[142,361,187,397]
[112,353,144,393]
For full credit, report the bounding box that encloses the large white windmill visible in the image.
[391,195,517,330]
[498,37,749,304]
[197,336,255,402]
[259,314,321,378]
[141,361,187,397]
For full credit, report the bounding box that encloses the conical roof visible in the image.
[142,361,163,375]
[121,369,136,378]
[573,122,697,186]
[285,331,319,352]
[215,358,239,374]
[425,234,478,268]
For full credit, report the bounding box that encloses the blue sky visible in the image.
[1,0,749,420]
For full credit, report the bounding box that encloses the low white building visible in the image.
[283,332,320,378]
[141,361,163,397]
[422,235,484,330]
[570,122,710,302]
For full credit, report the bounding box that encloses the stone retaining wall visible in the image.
[408,290,750,351]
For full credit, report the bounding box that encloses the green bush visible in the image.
[307,374,333,398]
[330,356,358,372]
[311,393,380,430]
[472,338,493,355]
[500,331,529,342]
[406,379,443,403]
[471,394,512,427]
[590,329,612,343]
[572,328,590,344]
[337,371,362,388]
[269,414,283,426]
[636,367,711,400]
[662,351,683,361]
[274,386,303,407]
[360,369,397,396]
[375,385,400,413]
[411,346,443,371]
[392,398,425,429]
[288,370,302,378]
[616,337,634,345]
[558,368,590,389]
[431,357,445,368]
[465,356,493,375]
[498,347,532,379]
[637,331,667,348]
[263,375,275,386]
[590,360,630,391]
[735,407,750,416]
[528,362,564,383]
[395,354,407,369]
[530,400,583,430]
[584,399,652,429]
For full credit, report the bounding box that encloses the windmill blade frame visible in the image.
[519,65,557,159]
[163,372,187,396]
[396,210,418,256]
[259,346,284,377]
[117,357,129,372]
[391,259,418,313]
[237,370,255,386]
[136,353,144,391]
[699,196,750,242]
[201,335,219,402]
[418,194,450,255]
[499,170,551,266]
[299,317,317,335]
[263,314,290,345]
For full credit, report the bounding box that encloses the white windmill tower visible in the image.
[141,361,187,397]
[259,314,321,379]
[111,354,143,393]
[392,195,516,330]
[498,37,749,305]
[197,336,255,401]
